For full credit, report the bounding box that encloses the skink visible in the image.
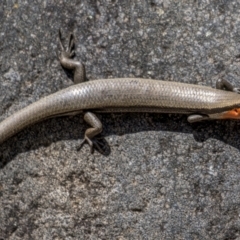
[1,31,240,152]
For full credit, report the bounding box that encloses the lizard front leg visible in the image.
[216,78,240,93]
[187,78,240,123]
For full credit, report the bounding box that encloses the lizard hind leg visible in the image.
[58,29,86,84]
[77,112,104,153]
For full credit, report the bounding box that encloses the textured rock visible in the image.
[1,1,240,239]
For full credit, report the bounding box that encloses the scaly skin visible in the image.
[0,30,240,152]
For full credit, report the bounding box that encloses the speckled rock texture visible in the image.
[1,0,240,239]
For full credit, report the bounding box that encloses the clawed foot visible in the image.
[77,136,106,154]
[58,29,75,61]
[58,29,86,84]
[216,79,240,93]
[233,88,240,94]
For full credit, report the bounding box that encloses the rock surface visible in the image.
[1,1,240,239]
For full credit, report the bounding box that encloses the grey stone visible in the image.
[1,1,240,239]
